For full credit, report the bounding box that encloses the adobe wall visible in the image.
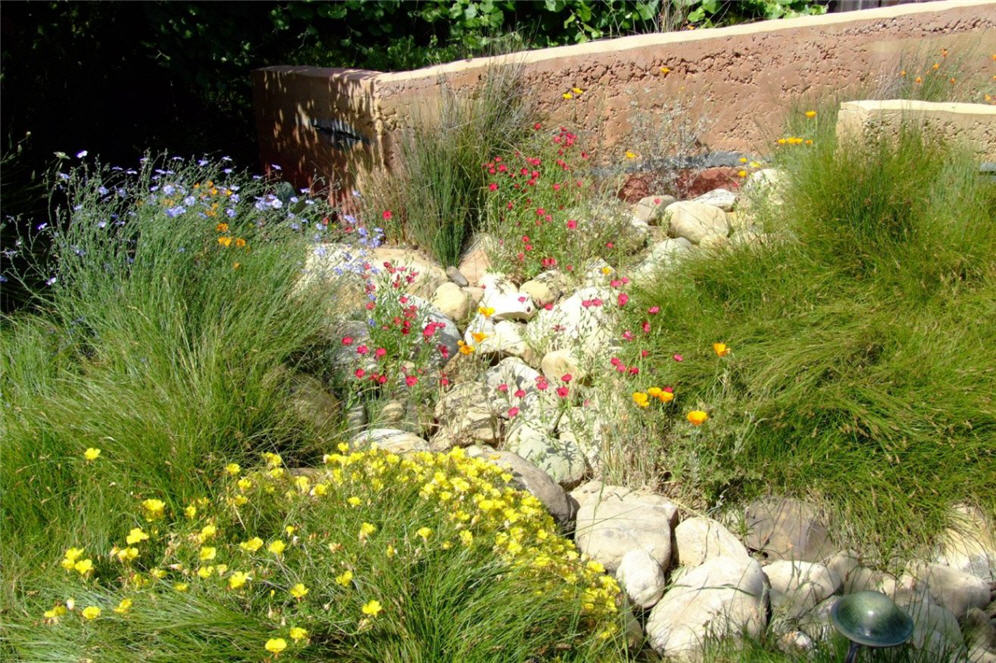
[252,0,996,197]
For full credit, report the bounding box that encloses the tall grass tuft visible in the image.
[1,156,338,610]
[360,62,538,267]
[623,119,996,560]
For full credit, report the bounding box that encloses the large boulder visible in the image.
[763,560,841,621]
[646,556,769,659]
[573,482,678,573]
[674,516,750,568]
[616,548,668,609]
[664,201,729,245]
[743,497,834,562]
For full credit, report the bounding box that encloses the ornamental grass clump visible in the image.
[621,115,996,560]
[0,155,346,621]
[18,447,626,662]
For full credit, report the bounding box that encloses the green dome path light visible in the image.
[830,591,914,662]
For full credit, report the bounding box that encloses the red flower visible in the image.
[618,293,629,307]
[382,210,393,220]
[673,353,683,362]
[356,345,369,355]
[341,336,354,346]
[648,306,660,314]
[514,389,526,398]
[497,383,508,393]
[375,347,387,358]
[489,183,498,191]
[405,375,418,387]
[566,219,577,230]
[355,368,365,378]
[556,386,569,398]
[508,407,520,418]
[561,374,572,383]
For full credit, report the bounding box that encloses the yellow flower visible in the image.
[263,452,283,468]
[289,583,309,599]
[713,342,730,357]
[416,526,432,541]
[738,156,748,163]
[347,496,362,507]
[632,392,649,408]
[471,331,488,343]
[687,410,709,426]
[237,477,253,492]
[477,306,495,318]
[624,150,638,159]
[240,536,264,552]
[225,463,241,476]
[749,161,761,168]
[83,447,101,461]
[659,66,670,75]
[265,638,287,655]
[174,582,189,592]
[184,505,197,519]
[385,544,396,558]
[115,546,139,563]
[235,238,247,248]
[43,605,67,620]
[562,92,573,99]
[361,599,383,617]
[197,565,214,579]
[218,236,232,247]
[216,222,229,233]
[199,546,217,561]
[804,110,817,118]
[457,340,475,355]
[81,606,101,620]
[335,569,353,587]
[141,498,166,521]
[572,87,584,94]
[63,547,85,563]
[459,530,474,546]
[359,522,376,539]
[74,558,94,576]
[196,525,217,543]
[229,571,250,589]
[267,539,286,556]
[646,387,674,404]
[289,626,308,641]
[737,170,747,178]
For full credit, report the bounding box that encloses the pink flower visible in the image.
[535,378,549,391]
[566,219,577,230]
[622,330,634,341]
[642,321,651,333]
[405,375,418,387]
[628,366,639,375]
[439,375,450,387]
[673,354,683,362]
[488,183,498,191]
[544,303,553,310]
[382,210,392,220]
[556,386,569,398]
[641,349,650,357]
[648,306,660,314]
[561,374,572,383]
[342,336,354,346]
[497,383,508,393]
[375,347,387,358]
[356,345,369,355]
[514,389,526,398]
[617,293,629,307]
[378,375,388,384]
[355,368,365,378]
[508,407,520,418]
[605,242,614,249]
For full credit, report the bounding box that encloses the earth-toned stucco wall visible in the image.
[252,0,996,198]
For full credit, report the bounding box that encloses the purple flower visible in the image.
[76,150,88,158]
[165,206,186,218]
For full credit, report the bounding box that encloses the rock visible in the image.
[540,349,584,383]
[646,556,769,658]
[797,595,837,642]
[344,403,367,431]
[505,422,587,488]
[692,188,737,212]
[457,234,494,286]
[376,400,406,425]
[524,285,618,359]
[764,560,841,621]
[430,382,501,449]
[664,201,730,245]
[920,563,991,620]
[417,298,462,366]
[462,286,485,306]
[963,607,996,663]
[740,168,788,209]
[776,630,815,656]
[824,550,861,590]
[934,504,996,582]
[477,272,518,296]
[520,270,568,308]
[632,195,677,225]
[284,372,341,436]
[370,246,448,299]
[628,237,694,287]
[465,445,576,527]
[431,281,470,322]
[573,484,678,572]
[673,166,742,198]
[895,588,966,660]
[480,290,536,322]
[350,428,429,454]
[842,565,898,594]
[674,516,750,568]
[556,405,610,468]
[699,234,730,251]
[616,548,667,609]
[743,497,834,562]
[445,265,469,287]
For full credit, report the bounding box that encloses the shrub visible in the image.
[13,447,626,662]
